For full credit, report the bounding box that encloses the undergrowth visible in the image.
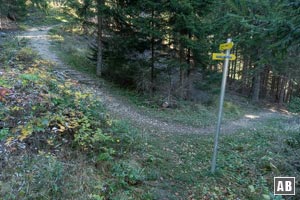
[288,97,300,114]
[20,3,72,28]
[108,90,248,127]
[0,35,148,199]
[138,117,300,199]
[49,25,96,76]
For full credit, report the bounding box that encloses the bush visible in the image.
[112,160,144,187]
[288,97,300,113]
[15,47,37,62]
[224,101,241,115]
[0,29,144,200]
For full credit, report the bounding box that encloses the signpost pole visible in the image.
[211,38,232,173]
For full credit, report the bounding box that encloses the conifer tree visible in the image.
[96,0,104,76]
[209,0,300,102]
[167,0,212,98]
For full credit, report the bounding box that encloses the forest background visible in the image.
[1,0,299,106]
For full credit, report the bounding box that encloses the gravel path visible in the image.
[19,26,292,135]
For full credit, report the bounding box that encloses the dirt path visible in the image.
[20,26,292,135]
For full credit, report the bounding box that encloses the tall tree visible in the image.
[210,0,291,102]
[96,0,104,77]
[167,0,212,98]
[66,0,106,77]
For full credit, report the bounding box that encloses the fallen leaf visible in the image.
[248,185,255,193]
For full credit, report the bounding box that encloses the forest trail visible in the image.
[20,26,292,135]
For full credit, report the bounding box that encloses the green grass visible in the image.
[0,151,104,200]
[0,34,147,200]
[0,128,9,140]
[20,5,72,28]
[110,89,252,127]
[49,25,97,76]
[288,97,300,113]
[139,116,300,199]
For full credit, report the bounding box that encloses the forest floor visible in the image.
[17,25,300,199]
[21,25,292,135]
[1,18,299,199]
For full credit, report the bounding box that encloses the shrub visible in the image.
[224,101,241,116]
[112,160,144,187]
[0,128,10,140]
[15,47,37,62]
[288,97,300,113]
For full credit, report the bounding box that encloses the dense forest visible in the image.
[1,0,299,104]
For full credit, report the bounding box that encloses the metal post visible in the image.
[211,38,232,173]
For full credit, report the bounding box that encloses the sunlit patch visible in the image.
[50,35,64,41]
[18,34,48,37]
[244,114,260,119]
[55,16,68,23]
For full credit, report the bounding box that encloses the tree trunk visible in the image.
[232,46,238,80]
[260,66,269,99]
[150,8,155,96]
[237,51,242,80]
[186,53,191,99]
[270,75,276,101]
[179,43,185,98]
[279,76,289,104]
[286,80,293,103]
[96,0,104,77]
[228,57,232,81]
[186,33,192,100]
[241,56,249,95]
[276,76,280,102]
[278,77,285,104]
[252,69,261,102]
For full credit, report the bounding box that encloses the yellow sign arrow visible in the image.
[212,53,236,61]
[219,42,234,51]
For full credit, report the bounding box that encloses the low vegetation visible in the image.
[49,25,96,76]
[143,117,300,199]
[0,35,147,199]
[288,97,300,114]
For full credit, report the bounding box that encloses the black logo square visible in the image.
[274,177,295,195]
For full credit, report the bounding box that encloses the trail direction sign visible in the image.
[219,42,234,51]
[212,53,236,60]
[211,38,236,173]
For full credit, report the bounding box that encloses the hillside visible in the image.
[0,2,300,200]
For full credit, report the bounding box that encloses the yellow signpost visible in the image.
[211,39,236,173]
[219,42,234,51]
[212,53,236,61]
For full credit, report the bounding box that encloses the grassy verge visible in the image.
[49,26,97,76]
[0,34,149,199]
[20,4,72,29]
[138,116,300,199]
[106,89,258,127]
